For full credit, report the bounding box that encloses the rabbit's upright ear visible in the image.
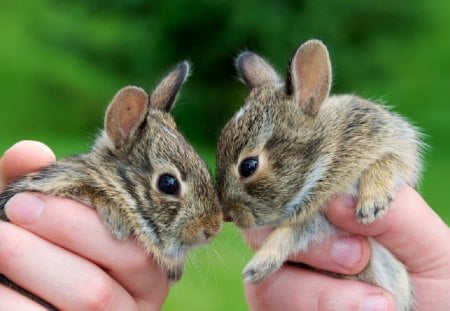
[235,52,280,88]
[287,40,332,116]
[150,61,190,112]
[105,86,149,149]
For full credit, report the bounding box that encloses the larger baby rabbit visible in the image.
[0,61,222,308]
[216,40,422,311]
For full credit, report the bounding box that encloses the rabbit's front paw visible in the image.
[356,195,393,224]
[243,256,281,283]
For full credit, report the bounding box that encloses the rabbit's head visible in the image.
[216,40,332,229]
[95,62,222,269]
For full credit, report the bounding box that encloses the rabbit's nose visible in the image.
[201,227,214,241]
[192,227,214,244]
[223,210,235,222]
[222,204,236,222]
[200,216,222,242]
[181,215,222,245]
[223,213,233,222]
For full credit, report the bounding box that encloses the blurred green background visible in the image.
[1,0,449,310]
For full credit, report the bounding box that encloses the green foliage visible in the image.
[1,0,449,309]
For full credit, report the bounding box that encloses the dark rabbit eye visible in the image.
[239,156,259,178]
[158,174,179,196]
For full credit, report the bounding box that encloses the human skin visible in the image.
[2,141,449,310]
[244,188,450,310]
[0,140,169,310]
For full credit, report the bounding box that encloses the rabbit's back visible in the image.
[317,94,422,189]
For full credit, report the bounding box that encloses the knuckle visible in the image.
[54,203,85,244]
[120,243,153,274]
[245,279,272,306]
[317,284,341,311]
[129,250,152,271]
[79,274,116,310]
[317,283,359,311]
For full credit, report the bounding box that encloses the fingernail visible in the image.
[360,294,388,311]
[10,140,54,157]
[32,141,55,158]
[330,237,362,269]
[5,193,44,224]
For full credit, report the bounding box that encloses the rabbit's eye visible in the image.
[239,156,259,178]
[158,174,180,196]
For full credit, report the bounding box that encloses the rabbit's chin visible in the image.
[163,244,192,261]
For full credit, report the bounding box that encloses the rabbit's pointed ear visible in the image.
[235,52,280,88]
[150,61,190,112]
[105,86,149,149]
[287,40,331,116]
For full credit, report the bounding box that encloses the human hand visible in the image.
[244,187,450,310]
[0,140,169,310]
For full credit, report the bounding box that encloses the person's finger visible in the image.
[0,221,138,310]
[0,141,169,305]
[0,140,55,189]
[4,192,169,306]
[244,227,371,276]
[0,285,48,311]
[245,265,396,311]
[325,186,450,275]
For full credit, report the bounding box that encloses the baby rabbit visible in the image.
[216,40,422,311]
[0,61,222,308]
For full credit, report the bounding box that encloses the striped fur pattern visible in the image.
[216,40,422,311]
[0,62,222,308]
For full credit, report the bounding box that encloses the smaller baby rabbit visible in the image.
[0,61,222,309]
[216,40,423,311]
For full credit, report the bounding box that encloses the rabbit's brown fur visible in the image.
[0,62,222,309]
[216,40,422,311]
